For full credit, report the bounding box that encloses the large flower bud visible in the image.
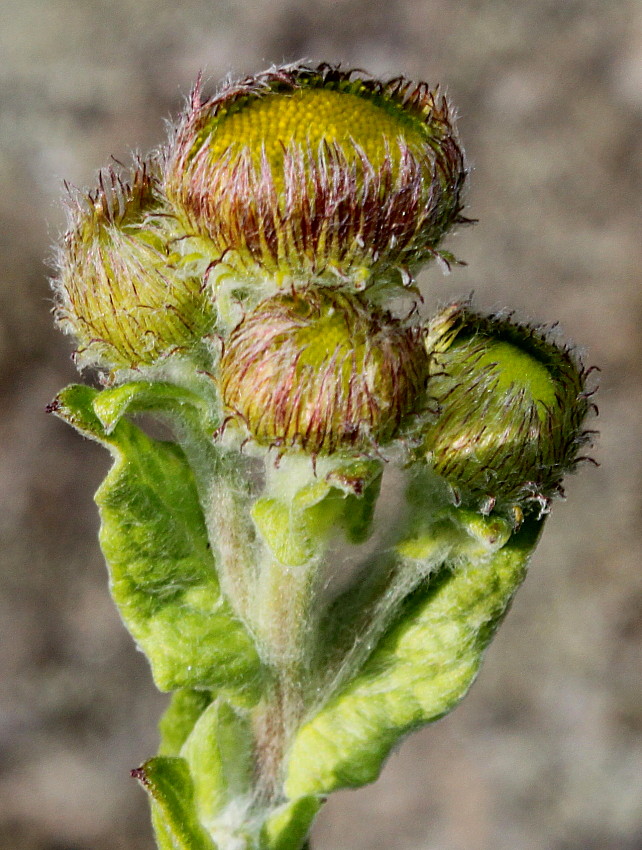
[53,163,214,371]
[164,62,466,294]
[219,288,430,455]
[420,304,593,510]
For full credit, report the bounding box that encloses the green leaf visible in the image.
[251,487,338,567]
[133,757,218,850]
[180,698,253,825]
[284,518,543,797]
[158,690,213,756]
[51,384,261,694]
[92,380,216,435]
[252,459,383,567]
[328,460,383,545]
[260,796,322,850]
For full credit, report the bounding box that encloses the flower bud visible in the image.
[420,304,592,510]
[219,288,430,455]
[53,163,213,371]
[164,62,466,294]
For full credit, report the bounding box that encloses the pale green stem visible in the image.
[169,414,259,626]
[207,469,258,625]
[254,556,320,668]
[252,554,320,803]
[317,527,455,699]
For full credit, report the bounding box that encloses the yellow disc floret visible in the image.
[202,87,428,185]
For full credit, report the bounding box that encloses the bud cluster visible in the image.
[52,62,592,499]
[53,62,469,456]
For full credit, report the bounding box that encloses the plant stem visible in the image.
[252,555,319,803]
[255,556,319,667]
[205,457,260,626]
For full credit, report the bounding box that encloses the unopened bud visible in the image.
[53,163,213,371]
[420,305,592,510]
[219,288,430,455]
[165,62,466,294]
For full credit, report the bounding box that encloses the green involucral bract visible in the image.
[50,61,593,850]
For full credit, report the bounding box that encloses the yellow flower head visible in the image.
[53,163,214,371]
[164,62,466,294]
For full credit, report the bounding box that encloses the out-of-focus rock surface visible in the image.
[1,1,640,848]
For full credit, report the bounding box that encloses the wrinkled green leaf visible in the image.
[92,380,216,435]
[158,690,213,756]
[133,757,218,850]
[285,518,542,797]
[252,459,382,567]
[181,698,253,826]
[52,384,261,694]
[260,795,322,850]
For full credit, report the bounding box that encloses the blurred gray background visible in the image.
[1,1,641,848]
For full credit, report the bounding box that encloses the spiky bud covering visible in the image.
[53,163,214,371]
[219,288,430,455]
[420,304,592,510]
[164,62,466,293]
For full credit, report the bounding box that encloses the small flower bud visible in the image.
[53,163,213,371]
[164,62,466,294]
[420,304,592,510]
[219,288,430,455]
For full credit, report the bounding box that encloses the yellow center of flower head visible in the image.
[203,86,429,187]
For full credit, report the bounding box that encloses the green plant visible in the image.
[49,62,594,850]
